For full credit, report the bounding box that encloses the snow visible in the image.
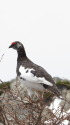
[49,98,61,111]
[45,98,70,125]
[62,120,69,125]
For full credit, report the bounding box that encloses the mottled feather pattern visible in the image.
[9,41,60,97]
[19,66,53,86]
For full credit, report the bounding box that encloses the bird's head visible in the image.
[9,41,26,57]
[9,41,24,51]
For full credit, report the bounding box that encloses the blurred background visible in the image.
[0,0,70,81]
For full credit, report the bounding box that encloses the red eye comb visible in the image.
[11,42,16,45]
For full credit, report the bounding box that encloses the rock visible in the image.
[0,123,3,125]
[60,89,70,111]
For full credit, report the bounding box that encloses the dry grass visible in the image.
[0,84,70,125]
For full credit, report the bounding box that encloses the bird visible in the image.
[9,41,60,98]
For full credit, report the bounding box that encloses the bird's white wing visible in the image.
[19,66,53,86]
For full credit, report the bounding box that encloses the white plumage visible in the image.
[9,41,61,97]
[19,66,53,91]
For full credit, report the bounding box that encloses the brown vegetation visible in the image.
[0,83,70,125]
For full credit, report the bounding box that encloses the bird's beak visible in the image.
[9,44,13,48]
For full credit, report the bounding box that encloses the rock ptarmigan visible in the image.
[9,41,60,97]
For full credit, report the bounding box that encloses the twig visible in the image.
[0,54,4,62]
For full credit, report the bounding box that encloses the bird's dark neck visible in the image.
[17,48,27,61]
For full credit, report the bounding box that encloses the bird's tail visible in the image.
[47,85,61,98]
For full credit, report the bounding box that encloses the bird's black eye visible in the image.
[9,43,15,48]
[9,42,16,48]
